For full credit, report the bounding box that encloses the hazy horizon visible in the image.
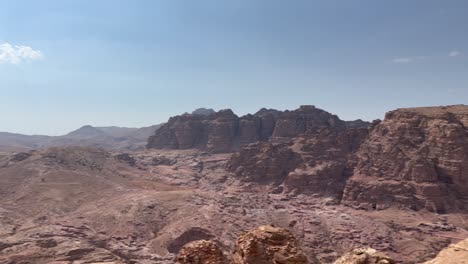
[1,0,467,135]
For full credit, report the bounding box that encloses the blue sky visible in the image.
[0,0,467,135]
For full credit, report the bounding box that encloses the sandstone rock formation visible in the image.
[2,105,468,264]
[228,140,302,184]
[424,238,468,264]
[147,109,239,153]
[176,240,227,264]
[342,105,468,213]
[147,106,350,153]
[231,225,311,264]
[333,248,395,264]
[228,126,368,197]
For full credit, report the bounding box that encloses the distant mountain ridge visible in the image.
[147,105,371,153]
[0,124,162,151]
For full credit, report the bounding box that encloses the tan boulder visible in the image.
[176,240,227,264]
[333,247,395,264]
[424,239,468,264]
[231,225,309,264]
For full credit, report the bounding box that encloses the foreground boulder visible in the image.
[424,239,468,264]
[231,225,310,264]
[176,240,227,264]
[333,248,395,264]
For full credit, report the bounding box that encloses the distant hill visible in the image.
[0,124,163,152]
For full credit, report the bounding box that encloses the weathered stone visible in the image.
[333,247,395,264]
[342,105,468,213]
[176,240,227,264]
[231,225,310,264]
[424,239,468,264]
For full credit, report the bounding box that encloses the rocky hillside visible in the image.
[342,105,468,213]
[228,127,368,198]
[147,105,358,153]
[226,105,468,213]
[1,105,467,263]
[1,146,467,263]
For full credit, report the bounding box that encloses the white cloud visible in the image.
[0,43,44,64]
[449,50,461,57]
[392,57,413,63]
[392,56,427,64]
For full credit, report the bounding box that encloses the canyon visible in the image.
[0,105,467,264]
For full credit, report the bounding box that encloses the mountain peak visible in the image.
[191,108,216,116]
[66,125,105,137]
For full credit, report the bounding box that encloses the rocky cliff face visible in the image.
[228,126,368,197]
[342,105,468,213]
[147,106,347,153]
[150,105,468,213]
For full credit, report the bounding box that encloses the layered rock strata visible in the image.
[147,106,348,153]
[342,105,468,213]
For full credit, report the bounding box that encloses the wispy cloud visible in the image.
[392,58,413,63]
[0,43,44,64]
[448,50,461,57]
[392,56,426,64]
[392,50,463,63]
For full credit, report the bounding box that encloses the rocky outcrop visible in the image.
[175,226,312,264]
[147,106,347,153]
[271,105,345,137]
[231,225,311,264]
[333,248,395,264]
[228,140,303,184]
[284,127,368,196]
[147,109,239,153]
[191,108,216,116]
[228,127,368,197]
[176,240,227,264]
[424,239,468,264]
[342,105,468,213]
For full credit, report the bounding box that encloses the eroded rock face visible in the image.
[147,106,348,153]
[333,247,395,264]
[342,105,468,213]
[147,110,239,153]
[176,240,227,264]
[228,127,368,197]
[228,140,303,184]
[231,225,310,264]
[271,105,345,137]
[424,239,468,264]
